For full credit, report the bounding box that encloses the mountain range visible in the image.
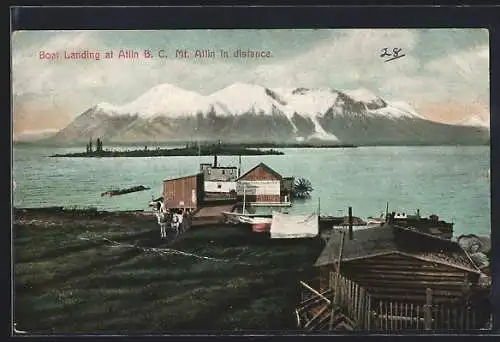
[40,82,489,146]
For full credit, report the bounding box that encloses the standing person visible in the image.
[155,200,167,239]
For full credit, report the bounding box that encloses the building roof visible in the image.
[163,173,202,183]
[204,166,238,170]
[314,224,481,273]
[236,162,282,181]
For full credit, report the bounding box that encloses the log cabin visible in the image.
[310,224,491,330]
[314,224,487,304]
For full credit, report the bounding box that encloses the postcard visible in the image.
[12,28,491,334]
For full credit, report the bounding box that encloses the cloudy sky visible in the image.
[12,29,489,135]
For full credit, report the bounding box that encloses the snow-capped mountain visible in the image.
[48,83,490,145]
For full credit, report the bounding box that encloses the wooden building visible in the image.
[163,173,204,210]
[201,156,238,197]
[308,224,491,330]
[314,224,485,303]
[236,162,283,204]
[200,164,238,182]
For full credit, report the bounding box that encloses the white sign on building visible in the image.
[236,180,280,196]
[204,181,237,193]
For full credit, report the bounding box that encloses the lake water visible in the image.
[12,145,491,237]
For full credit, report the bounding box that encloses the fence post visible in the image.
[424,288,433,330]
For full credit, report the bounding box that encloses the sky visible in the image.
[11,29,489,136]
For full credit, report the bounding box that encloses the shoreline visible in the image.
[49,147,285,158]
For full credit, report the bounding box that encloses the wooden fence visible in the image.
[324,272,487,331]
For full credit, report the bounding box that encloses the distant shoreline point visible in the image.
[49,142,358,158]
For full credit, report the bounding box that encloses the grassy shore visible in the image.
[14,208,324,333]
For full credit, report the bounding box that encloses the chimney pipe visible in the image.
[214,155,218,168]
[348,206,353,240]
[238,155,242,177]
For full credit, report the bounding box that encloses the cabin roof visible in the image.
[236,162,282,181]
[314,224,480,273]
[163,173,202,183]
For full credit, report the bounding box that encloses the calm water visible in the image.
[12,145,491,237]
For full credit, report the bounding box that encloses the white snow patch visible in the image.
[209,83,277,115]
[119,83,215,119]
[344,88,380,103]
[307,131,339,141]
[276,88,339,118]
[457,115,490,129]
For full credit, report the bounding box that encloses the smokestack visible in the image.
[348,206,353,240]
[238,155,242,177]
[214,155,218,168]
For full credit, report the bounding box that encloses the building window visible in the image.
[208,170,211,175]
[217,184,222,189]
[222,170,225,175]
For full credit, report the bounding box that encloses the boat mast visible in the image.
[243,183,246,214]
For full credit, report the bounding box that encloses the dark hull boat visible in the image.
[101,185,150,197]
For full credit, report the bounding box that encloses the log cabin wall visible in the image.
[340,253,480,304]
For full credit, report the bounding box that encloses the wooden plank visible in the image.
[345,268,467,278]
[298,289,333,307]
[359,287,364,327]
[298,292,334,314]
[405,303,408,329]
[410,304,414,329]
[300,281,331,304]
[304,304,329,329]
[348,255,460,266]
[354,283,359,323]
[344,278,470,287]
[347,280,352,317]
[379,300,383,331]
[384,301,388,332]
[377,314,427,322]
[346,262,467,273]
[424,288,432,331]
[416,305,420,330]
[389,301,393,331]
[346,264,457,272]
[400,303,404,330]
[366,286,464,296]
[345,269,463,284]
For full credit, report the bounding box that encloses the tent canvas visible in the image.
[270,212,319,239]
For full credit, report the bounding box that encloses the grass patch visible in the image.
[14,212,324,333]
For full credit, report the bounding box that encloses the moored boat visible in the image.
[101,185,150,197]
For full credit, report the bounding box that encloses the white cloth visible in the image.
[270,212,319,239]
